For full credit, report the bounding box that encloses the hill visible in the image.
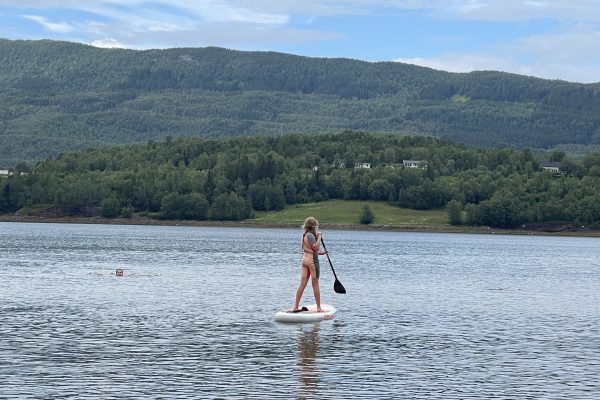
[1,39,600,167]
[2,132,600,229]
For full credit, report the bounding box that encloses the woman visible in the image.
[292,217,326,313]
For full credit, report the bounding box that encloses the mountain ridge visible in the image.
[1,39,599,167]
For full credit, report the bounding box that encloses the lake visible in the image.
[1,222,600,399]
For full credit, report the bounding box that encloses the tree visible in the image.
[560,158,585,177]
[447,200,463,225]
[359,204,374,224]
[159,192,208,220]
[583,153,600,171]
[248,179,285,211]
[6,130,600,230]
[120,205,134,219]
[14,161,31,174]
[368,179,394,201]
[478,191,528,228]
[464,203,481,225]
[183,193,209,220]
[209,192,252,220]
[100,196,121,218]
[283,178,298,204]
[548,149,566,162]
[399,179,451,209]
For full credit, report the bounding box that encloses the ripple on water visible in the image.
[1,223,600,398]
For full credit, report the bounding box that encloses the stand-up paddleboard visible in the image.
[274,304,336,323]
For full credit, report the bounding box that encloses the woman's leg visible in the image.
[293,264,310,311]
[311,277,322,312]
[293,277,308,311]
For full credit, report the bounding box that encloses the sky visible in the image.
[1,1,599,83]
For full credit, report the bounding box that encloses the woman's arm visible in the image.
[316,234,328,255]
[312,232,322,252]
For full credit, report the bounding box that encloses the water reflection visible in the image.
[297,324,320,398]
[3,223,600,398]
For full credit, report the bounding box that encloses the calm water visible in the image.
[1,222,600,399]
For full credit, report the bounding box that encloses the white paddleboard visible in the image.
[274,304,336,323]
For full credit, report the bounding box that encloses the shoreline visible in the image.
[2,214,600,238]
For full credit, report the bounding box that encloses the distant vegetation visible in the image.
[1,39,600,167]
[2,132,600,229]
[252,200,447,227]
[359,205,375,224]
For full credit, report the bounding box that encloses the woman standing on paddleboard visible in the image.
[292,217,326,313]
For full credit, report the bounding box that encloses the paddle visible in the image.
[321,239,346,294]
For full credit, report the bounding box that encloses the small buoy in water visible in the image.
[116,268,124,277]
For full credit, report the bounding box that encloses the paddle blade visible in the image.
[334,279,346,294]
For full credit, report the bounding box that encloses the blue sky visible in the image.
[1,1,599,83]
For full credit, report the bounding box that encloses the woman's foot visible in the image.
[290,306,308,313]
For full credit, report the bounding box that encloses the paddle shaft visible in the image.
[320,239,339,280]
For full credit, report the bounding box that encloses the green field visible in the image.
[252,200,449,227]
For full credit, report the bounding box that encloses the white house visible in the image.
[403,160,426,169]
[354,162,371,169]
[540,162,560,173]
[0,169,27,176]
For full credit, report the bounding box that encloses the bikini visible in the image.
[301,231,320,279]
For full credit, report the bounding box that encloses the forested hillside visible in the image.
[2,132,600,229]
[1,39,600,167]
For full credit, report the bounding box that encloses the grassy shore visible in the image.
[1,200,599,237]
[253,200,447,226]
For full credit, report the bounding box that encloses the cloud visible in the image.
[89,23,342,50]
[396,24,600,83]
[515,24,600,61]
[4,1,600,82]
[9,1,600,40]
[21,15,75,33]
[18,1,296,48]
[395,0,600,22]
[4,0,600,22]
[397,54,509,74]
[6,1,304,51]
[179,1,288,24]
[90,38,127,48]
[483,0,600,22]
[9,2,332,50]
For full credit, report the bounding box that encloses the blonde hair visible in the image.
[302,217,319,232]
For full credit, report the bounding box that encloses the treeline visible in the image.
[2,132,600,228]
[2,39,600,167]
